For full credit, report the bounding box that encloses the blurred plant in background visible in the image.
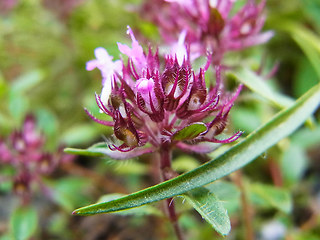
[0,114,74,205]
[1,0,320,239]
[142,0,273,64]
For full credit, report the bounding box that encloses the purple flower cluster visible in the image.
[142,0,273,64]
[0,0,18,14]
[0,115,74,204]
[86,27,242,157]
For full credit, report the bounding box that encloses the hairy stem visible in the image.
[159,144,184,240]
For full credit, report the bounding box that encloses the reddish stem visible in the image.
[234,170,254,240]
[159,144,184,240]
[268,158,283,187]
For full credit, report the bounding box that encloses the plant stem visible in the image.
[159,144,184,240]
[234,170,254,240]
[268,158,283,187]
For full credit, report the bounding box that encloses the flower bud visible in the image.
[161,59,190,111]
[136,77,164,122]
[114,112,140,148]
[176,70,207,119]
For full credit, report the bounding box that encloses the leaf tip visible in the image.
[63,148,73,154]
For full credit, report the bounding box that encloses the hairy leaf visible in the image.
[183,187,231,236]
[73,83,320,216]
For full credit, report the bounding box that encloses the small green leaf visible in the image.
[183,187,231,236]
[172,123,207,141]
[248,183,292,214]
[64,142,107,157]
[65,142,154,160]
[72,83,320,217]
[10,206,38,240]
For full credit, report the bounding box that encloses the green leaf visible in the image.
[97,193,162,216]
[231,106,261,133]
[291,124,320,149]
[277,21,320,78]
[65,142,154,160]
[10,206,38,240]
[11,69,45,93]
[232,68,294,108]
[183,187,231,236]
[232,68,315,127]
[294,58,319,97]
[73,83,320,216]
[172,122,207,141]
[64,142,107,157]
[48,177,91,211]
[281,144,308,185]
[205,181,240,214]
[292,33,320,78]
[248,183,292,214]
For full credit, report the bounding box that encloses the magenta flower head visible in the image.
[86,26,242,158]
[0,115,74,205]
[142,0,273,64]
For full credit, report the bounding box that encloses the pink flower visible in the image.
[142,0,273,64]
[117,26,147,73]
[86,27,242,156]
[86,47,122,103]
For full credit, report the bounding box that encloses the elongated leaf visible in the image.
[183,187,231,236]
[98,194,162,216]
[232,68,294,108]
[232,68,315,127]
[64,142,154,160]
[73,83,320,216]
[172,122,207,141]
[292,33,320,78]
[276,21,320,78]
[65,142,108,157]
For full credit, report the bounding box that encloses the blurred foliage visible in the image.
[0,0,320,239]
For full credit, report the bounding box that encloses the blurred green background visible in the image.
[0,0,320,239]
